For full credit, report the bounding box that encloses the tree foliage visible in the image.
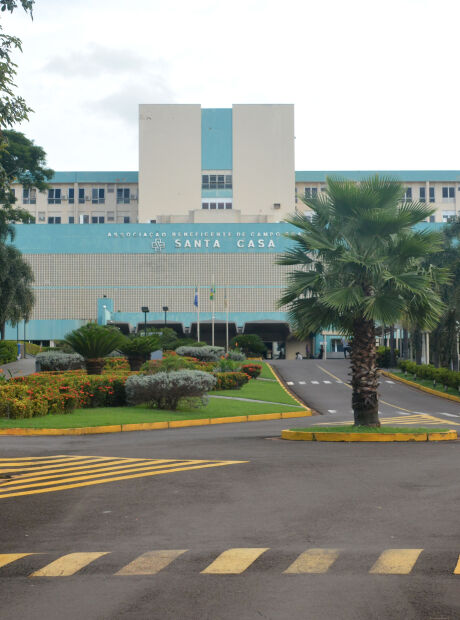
[0,242,34,338]
[278,175,448,426]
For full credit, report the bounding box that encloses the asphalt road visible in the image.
[0,363,459,619]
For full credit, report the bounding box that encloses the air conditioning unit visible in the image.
[130,195,138,201]
[273,203,281,209]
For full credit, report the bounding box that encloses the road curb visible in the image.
[281,429,458,442]
[380,370,460,403]
[0,410,312,436]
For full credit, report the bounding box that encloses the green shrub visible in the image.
[175,345,225,361]
[125,370,216,410]
[376,346,398,368]
[226,350,246,361]
[230,334,266,356]
[36,352,84,371]
[140,355,196,374]
[103,357,130,371]
[397,359,460,391]
[0,341,17,364]
[214,358,241,372]
[212,371,250,390]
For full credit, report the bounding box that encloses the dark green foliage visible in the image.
[118,334,161,356]
[0,243,34,339]
[230,334,266,356]
[398,359,460,391]
[0,339,16,362]
[64,324,125,360]
[376,347,398,368]
[241,364,262,379]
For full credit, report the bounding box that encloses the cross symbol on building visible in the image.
[151,239,165,252]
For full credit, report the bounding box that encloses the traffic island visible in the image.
[281,427,458,442]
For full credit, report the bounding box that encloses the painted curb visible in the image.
[267,364,312,411]
[281,429,458,442]
[0,410,312,437]
[380,370,460,403]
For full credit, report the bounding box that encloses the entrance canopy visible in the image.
[190,320,238,347]
[243,320,291,341]
[136,321,186,338]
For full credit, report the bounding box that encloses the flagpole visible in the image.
[211,278,215,347]
[225,285,229,353]
[197,287,200,343]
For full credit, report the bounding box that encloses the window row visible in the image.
[201,175,232,190]
[201,202,233,210]
[21,187,135,205]
[302,185,459,203]
[39,214,131,224]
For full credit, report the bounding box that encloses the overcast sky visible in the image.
[4,0,460,172]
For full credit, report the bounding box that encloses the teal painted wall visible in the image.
[201,109,232,171]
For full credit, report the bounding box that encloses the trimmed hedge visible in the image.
[0,341,17,364]
[398,360,460,391]
[212,371,249,390]
[36,352,84,371]
[175,345,225,362]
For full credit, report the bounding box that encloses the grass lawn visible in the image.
[209,377,301,406]
[390,370,460,399]
[258,362,277,380]
[0,398,303,429]
[291,425,450,433]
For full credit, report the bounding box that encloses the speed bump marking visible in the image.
[0,455,247,499]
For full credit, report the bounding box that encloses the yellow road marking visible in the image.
[0,461,247,499]
[453,556,460,574]
[369,549,423,574]
[116,550,188,575]
[284,548,340,573]
[317,365,414,413]
[0,553,35,568]
[31,552,108,577]
[201,548,268,574]
[314,414,459,427]
[0,459,183,485]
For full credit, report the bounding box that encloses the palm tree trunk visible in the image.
[351,318,380,427]
[0,322,4,340]
[389,324,395,367]
[402,328,409,360]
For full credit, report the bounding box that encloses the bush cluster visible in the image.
[125,370,216,410]
[175,346,225,361]
[103,357,130,372]
[398,360,460,391]
[241,364,262,379]
[0,372,128,418]
[212,371,249,390]
[0,341,17,364]
[376,346,398,368]
[35,352,84,371]
[225,350,246,361]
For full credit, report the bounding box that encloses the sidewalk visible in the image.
[0,356,36,378]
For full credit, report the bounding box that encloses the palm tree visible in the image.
[64,324,125,375]
[278,176,448,427]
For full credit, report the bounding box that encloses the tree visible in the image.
[63,324,126,375]
[0,242,34,339]
[0,1,37,238]
[118,334,162,371]
[230,334,267,356]
[278,176,448,427]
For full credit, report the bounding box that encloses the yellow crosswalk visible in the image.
[314,414,460,426]
[0,455,247,499]
[0,548,459,576]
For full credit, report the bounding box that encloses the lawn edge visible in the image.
[0,410,312,436]
[281,429,458,442]
[380,370,460,403]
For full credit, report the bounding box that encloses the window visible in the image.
[202,202,209,209]
[218,202,224,209]
[91,216,105,223]
[48,188,61,204]
[68,216,74,224]
[37,211,45,222]
[429,215,436,223]
[92,188,105,204]
[304,187,318,198]
[48,216,61,224]
[403,188,412,201]
[78,188,85,204]
[107,211,115,222]
[225,175,232,189]
[225,203,232,209]
[68,188,74,204]
[22,188,36,204]
[210,202,217,209]
[117,188,130,204]
[419,187,426,202]
[79,214,89,224]
[202,174,232,190]
[442,186,455,199]
[429,187,435,203]
[209,176,217,190]
[202,175,209,189]
[123,216,130,223]
[442,210,456,222]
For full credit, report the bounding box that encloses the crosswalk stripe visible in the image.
[0,553,35,568]
[0,461,246,499]
[201,548,268,574]
[116,550,188,575]
[31,552,109,577]
[0,459,184,487]
[284,548,340,574]
[298,381,306,385]
[369,549,423,574]
[323,380,331,384]
[287,381,294,385]
[311,381,319,384]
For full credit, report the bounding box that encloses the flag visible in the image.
[194,287,199,307]
[210,286,215,301]
[224,288,228,309]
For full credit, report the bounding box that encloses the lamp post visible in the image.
[141,306,149,336]
[162,306,169,327]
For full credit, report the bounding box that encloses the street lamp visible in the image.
[141,306,149,336]
[162,306,169,326]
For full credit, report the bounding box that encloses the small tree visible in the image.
[118,334,161,371]
[63,324,125,375]
[230,334,266,357]
[0,243,34,339]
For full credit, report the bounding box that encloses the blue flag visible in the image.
[194,287,199,307]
